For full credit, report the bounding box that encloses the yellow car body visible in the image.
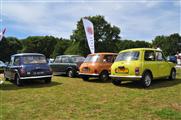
[110,48,176,87]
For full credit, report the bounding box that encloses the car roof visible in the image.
[88,52,118,56]
[56,55,84,57]
[119,48,162,53]
[12,53,45,57]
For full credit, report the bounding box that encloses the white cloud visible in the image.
[2,1,180,41]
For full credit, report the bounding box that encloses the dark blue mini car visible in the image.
[4,53,52,86]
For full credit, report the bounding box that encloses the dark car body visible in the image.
[4,53,52,86]
[49,55,85,77]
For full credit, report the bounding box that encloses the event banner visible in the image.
[82,18,95,54]
[0,28,6,42]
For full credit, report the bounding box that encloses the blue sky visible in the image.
[0,0,180,41]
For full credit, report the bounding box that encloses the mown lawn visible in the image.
[0,68,181,120]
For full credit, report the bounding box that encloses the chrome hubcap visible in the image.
[172,71,176,79]
[145,75,151,86]
[69,71,72,77]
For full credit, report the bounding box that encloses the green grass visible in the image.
[0,69,181,120]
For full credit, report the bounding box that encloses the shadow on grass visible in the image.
[83,78,112,83]
[115,79,181,89]
[0,80,63,91]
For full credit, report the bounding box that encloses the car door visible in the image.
[156,51,170,77]
[143,50,158,78]
[100,55,115,73]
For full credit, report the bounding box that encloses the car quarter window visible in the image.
[144,51,155,61]
[103,55,115,63]
[61,57,69,63]
[14,57,20,65]
[156,52,165,61]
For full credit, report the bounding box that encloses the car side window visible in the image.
[144,51,155,61]
[103,55,114,63]
[14,57,20,66]
[156,52,165,61]
[61,57,69,63]
[54,57,61,63]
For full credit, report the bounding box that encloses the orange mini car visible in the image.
[79,53,117,81]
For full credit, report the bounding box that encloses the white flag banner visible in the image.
[82,18,95,54]
[0,28,6,42]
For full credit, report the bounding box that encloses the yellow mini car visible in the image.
[110,48,176,87]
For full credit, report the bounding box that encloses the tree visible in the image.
[0,37,22,62]
[52,38,71,58]
[66,15,121,56]
[152,33,181,56]
[21,36,58,58]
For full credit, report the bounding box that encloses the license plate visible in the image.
[116,68,128,73]
[33,71,44,75]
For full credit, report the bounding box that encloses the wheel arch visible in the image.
[142,69,153,78]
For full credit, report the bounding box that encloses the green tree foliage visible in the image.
[67,15,121,56]
[152,33,181,56]
[52,38,71,58]
[115,40,151,52]
[0,37,22,62]
[21,36,58,58]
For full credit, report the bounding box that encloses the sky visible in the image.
[0,0,180,41]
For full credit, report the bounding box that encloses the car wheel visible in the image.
[99,71,109,82]
[112,79,121,86]
[141,72,152,88]
[169,69,176,80]
[67,69,76,78]
[82,76,89,81]
[45,77,51,84]
[15,75,23,86]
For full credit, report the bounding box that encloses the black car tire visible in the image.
[169,69,176,80]
[112,79,121,86]
[45,77,51,84]
[67,69,76,78]
[15,75,23,86]
[141,72,152,88]
[82,76,89,81]
[99,71,109,82]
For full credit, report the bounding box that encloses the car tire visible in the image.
[169,69,176,80]
[82,76,89,81]
[112,79,121,86]
[67,69,76,78]
[45,77,51,84]
[141,72,152,88]
[15,75,23,86]
[99,71,109,82]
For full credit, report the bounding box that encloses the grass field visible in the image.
[0,68,181,120]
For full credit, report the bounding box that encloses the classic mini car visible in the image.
[110,48,176,87]
[79,53,117,81]
[4,53,52,86]
[49,55,85,77]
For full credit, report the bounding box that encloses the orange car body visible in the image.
[79,53,117,81]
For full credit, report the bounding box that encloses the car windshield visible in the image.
[84,54,100,62]
[115,51,140,61]
[71,56,85,62]
[22,55,47,64]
